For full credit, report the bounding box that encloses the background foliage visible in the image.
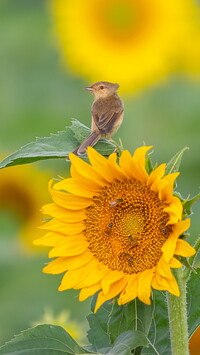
[0,0,199,350]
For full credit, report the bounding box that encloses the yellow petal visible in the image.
[87,147,114,183]
[76,262,108,289]
[137,268,154,305]
[153,264,180,295]
[157,256,173,279]
[159,173,180,202]
[130,163,148,184]
[54,178,98,198]
[70,164,108,194]
[33,231,66,247]
[164,196,183,225]
[132,146,153,165]
[147,163,166,187]
[162,219,191,262]
[58,263,96,290]
[43,250,93,274]
[39,218,85,235]
[152,272,172,291]
[107,153,128,181]
[118,274,138,305]
[69,153,106,186]
[41,203,86,223]
[174,239,196,257]
[131,146,152,184]
[101,270,124,295]
[119,150,134,178]
[150,178,168,195]
[94,276,129,312]
[166,212,180,225]
[51,189,91,210]
[79,283,101,302]
[169,196,183,218]
[58,259,107,290]
[49,180,91,210]
[166,276,180,296]
[161,237,177,263]
[49,234,88,257]
[169,257,182,269]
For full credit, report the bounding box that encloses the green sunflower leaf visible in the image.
[0,119,115,169]
[187,269,200,338]
[142,291,171,355]
[108,299,154,344]
[87,298,112,353]
[141,276,200,354]
[87,312,111,353]
[107,330,148,355]
[0,324,90,355]
[70,119,114,155]
[87,297,153,354]
[166,147,189,174]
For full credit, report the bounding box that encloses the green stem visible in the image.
[166,268,189,355]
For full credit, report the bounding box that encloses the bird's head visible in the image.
[84,81,120,99]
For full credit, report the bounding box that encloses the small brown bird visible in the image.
[72,81,124,155]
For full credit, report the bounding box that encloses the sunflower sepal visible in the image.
[110,137,124,157]
[179,231,190,240]
[172,190,200,219]
[179,256,198,274]
[165,147,189,175]
[174,191,200,219]
[182,236,200,281]
[182,192,200,218]
[145,151,154,175]
[192,236,200,268]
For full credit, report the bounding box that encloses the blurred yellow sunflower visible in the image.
[178,4,200,79]
[34,146,195,311]
[32,309,85,342]
[51,0,200,93]
[0,163,51,251]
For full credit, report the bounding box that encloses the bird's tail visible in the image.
[72,131,101,156]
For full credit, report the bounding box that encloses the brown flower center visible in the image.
[84,179,171,274]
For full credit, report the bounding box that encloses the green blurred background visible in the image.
[0,0,199,346]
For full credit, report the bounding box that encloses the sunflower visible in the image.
[0,163,51,251]
[34,146,195,311]
[51,0,199,93]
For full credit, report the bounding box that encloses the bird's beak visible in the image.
[84,86,94,91]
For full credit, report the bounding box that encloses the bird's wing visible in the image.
[93,109,123,134]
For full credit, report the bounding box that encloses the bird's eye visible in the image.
[100,85,104,90]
